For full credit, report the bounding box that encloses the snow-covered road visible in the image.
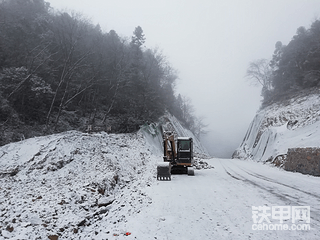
[118,158,320,240]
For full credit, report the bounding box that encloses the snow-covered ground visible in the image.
[234,90,320,162]
[118,158,320,240]
[1,128,319,239]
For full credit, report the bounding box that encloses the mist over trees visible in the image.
[247,19,320,107]
[0,0,201,145]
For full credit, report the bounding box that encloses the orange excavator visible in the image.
[157,131,194,181]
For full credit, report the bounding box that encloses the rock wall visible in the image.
[285,148,320,176]
[233,90,320,165]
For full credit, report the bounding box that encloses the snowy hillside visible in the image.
[233,89,320,163]
[0,115,209,239]
[0,130,159,239]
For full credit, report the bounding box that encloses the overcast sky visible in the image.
[48,0,320,157]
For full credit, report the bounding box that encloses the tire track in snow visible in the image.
[221,161,290,203]
[220,160,320,224]
[238,167,320,200]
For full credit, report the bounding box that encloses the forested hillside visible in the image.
[237,19,320,167]
[0,0,199,145]
[247,19,320,107]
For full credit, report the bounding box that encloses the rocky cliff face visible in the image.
[140,113,209,158]
[233,88,320,165]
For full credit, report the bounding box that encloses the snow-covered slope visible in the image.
[233,89,320,163]
[0,115,209,239]
[0,130,161,239]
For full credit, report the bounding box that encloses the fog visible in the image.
[48,0,320,157]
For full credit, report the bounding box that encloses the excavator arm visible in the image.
[163,132,176,163]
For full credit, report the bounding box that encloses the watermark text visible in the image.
[252,206,310,231]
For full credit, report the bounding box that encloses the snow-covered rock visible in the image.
[233,89,320,164]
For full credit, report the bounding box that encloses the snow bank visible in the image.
[0,130,158,239]
[234,91,320,163]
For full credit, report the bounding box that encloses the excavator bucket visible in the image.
[157,162,171,181]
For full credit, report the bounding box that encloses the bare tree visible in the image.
[246,59,272,91]
[193,116,208,139]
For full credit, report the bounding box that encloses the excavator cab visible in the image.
[177,137,193,165]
